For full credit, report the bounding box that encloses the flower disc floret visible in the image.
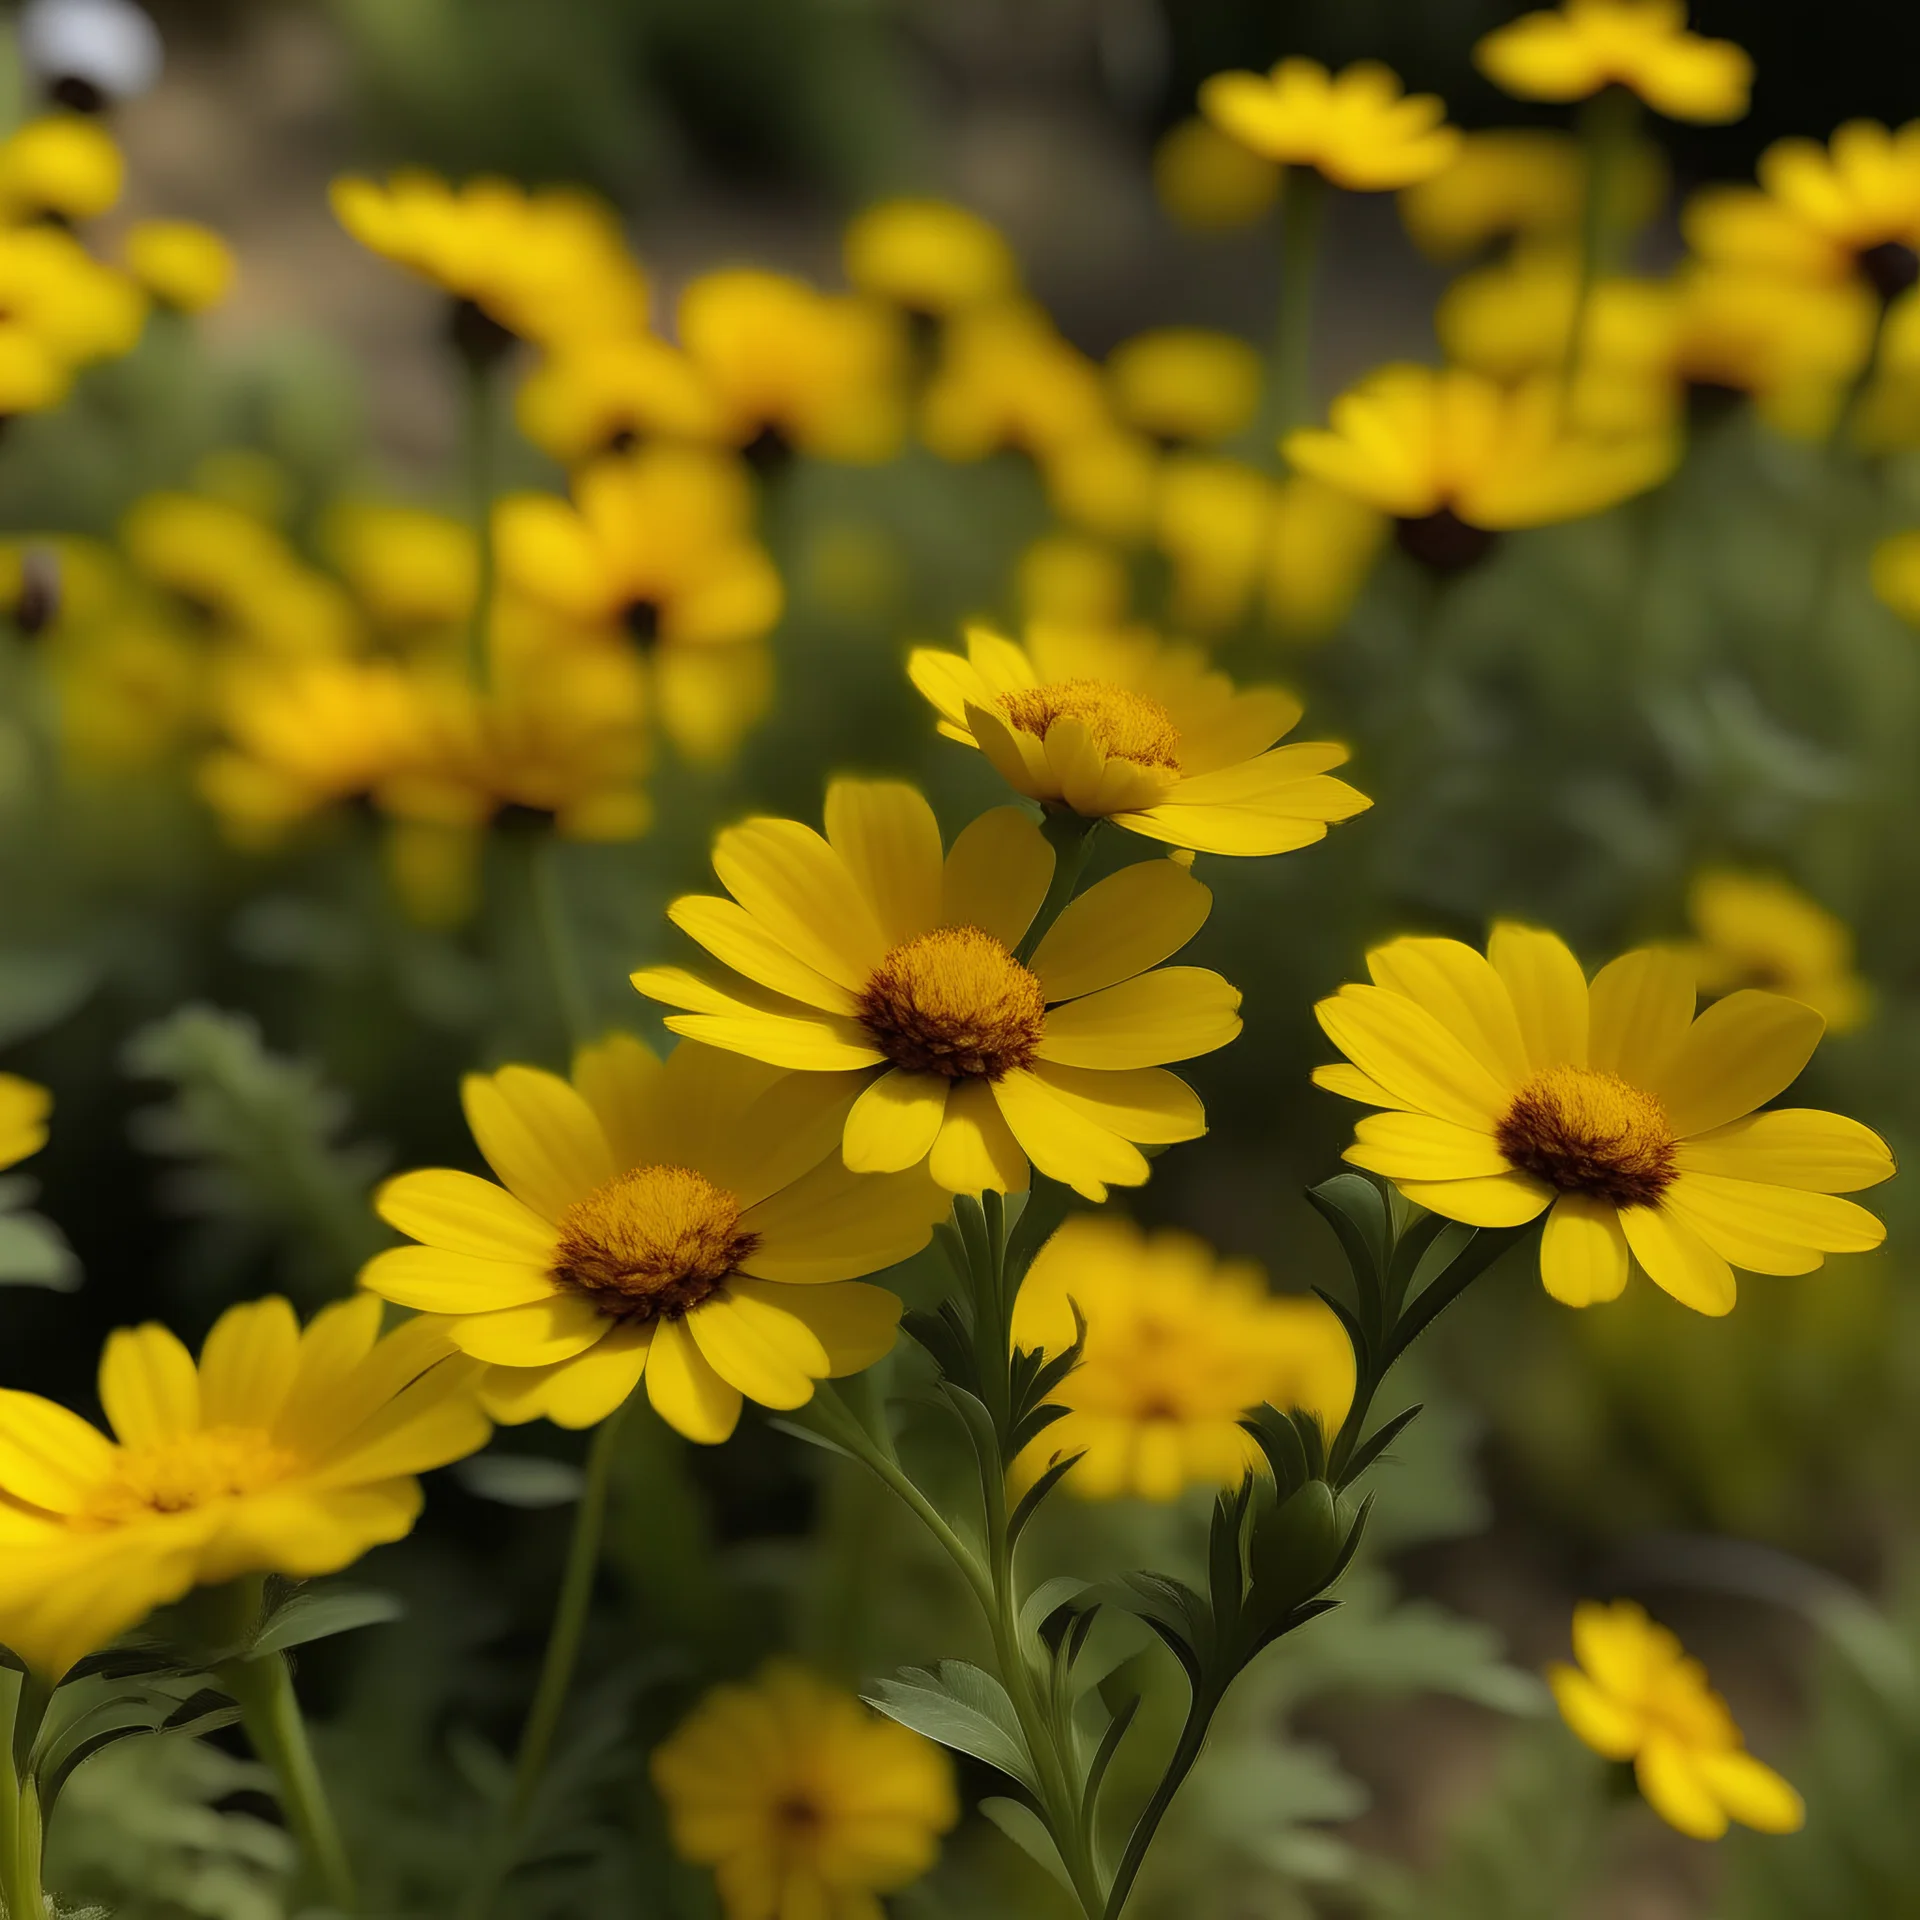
[1496,1064,1677,1205]
[998,679,1182,771]
[552,1165,759,1319]
[857,926,1047,1079]
[80,1427,295,1527]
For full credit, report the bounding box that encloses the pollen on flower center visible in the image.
[1495,1064,1678,1207]
[80,1427,294,1529]
[997,679,1182,771]
[856,925,1047,1079]
[552,1164,758,1321]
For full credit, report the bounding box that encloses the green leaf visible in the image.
[454,1454,586,1508]
[864,1662,1037,1792]
[248,1587,404,1659]
[1018,1576,1093,1644]
[979,1795,1076,1895]
[0,1206,79,1289]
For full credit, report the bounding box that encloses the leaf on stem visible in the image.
[248,1586,405,1659]
[865,1662,1040,1793]
[979,1795,1078,1894]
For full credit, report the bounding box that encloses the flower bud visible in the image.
[1247,1479,1348,1617]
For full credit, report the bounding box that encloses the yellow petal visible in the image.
[360,1245,560,1312]
[646,1317,743,1443]
[197,1298,302,1431]
[375,1168,559,1263]
[927,1077,1029,1194]
[527,1326,652,1428]
[1028,1061,1205,1144]
[1548,1662,1641,1759]
[1693,1749,1804,1835]
[100,1324,200,1447]
[663,1010,886,1073]
[1381,1169,1553,1227]
[823,779,944,947]
[1037,966,1242,1069]
[697,1056,872,1206]
[1314,983,1514,1130]
[1311,1061,1409,1109]
[906,645,991,731]
[1366,936,1531,1090]
[1030,857,1211,1001]
[842,1069,949,1173]
[711,816,888,992]
[1653,990,1825,1139]
[1664,1172,1883,1269]
[667,896,856,1014]
[448,1295,610,1365]
[1346,1109,1511,1180]
[571,1030,668,1169]
[1636,1737,1730,1840]
[686,1289,823,1409]
[1488,921,1589,1071]
[0,1391,116,1512]
[732,1277,901,1377]
[1539,1195,1630,1306]
[738,1157,943,1283]
[939,807,1055,948]
[1588,944,1696,1088]
[964,699,1056,803]
[462,1066,615,1223]
[1617,1205,1736,1316]
[1675,1108,1895,1193]
[990,1068,1150,1202]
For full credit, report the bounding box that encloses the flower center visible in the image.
[78,1427,294,1528]
[551,1164,758,1321]
[1494,1064,1678,1207]
[856,926,1047,1079]
[997,679,1181,771]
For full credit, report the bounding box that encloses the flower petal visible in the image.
[1539,1194,1630,1307]
[1346,1110,1511,1180]
[447,1295,610,1365]
[1548,1663,1640,1759]
[1636,1737,1730,1840]
[1663,1172,1884,1271]
[662,1008,886,1073]
[1675,1108,1895,1192]
[927,1077,1028,1194]
[1588,945,1696,1089]
[1038,967,1242,1069]
[1653,990,1826,1139]
[375,1169,559,1263]
[646,1317,743,1443]
[667,896,856,1013]
[711,816,888,991]
[462,1066,616,1224]
[360,1245,560,1313]
[990,1068,1150,1202]
[823,780,945,947]
[732,1277,902,1377]
[940,807,1055,947]
[100,1325,200,1447]
[1366,936,1531,1090]
[1693,1750,1804,1835]
[1617,1205,1737,1316]
[530,1326,653,1429]
[1030,857,1211,1001]
[842,1069,949,1174]
[686,1289,824,1409]
[1311,1061,1409,1109]
[1028,1061,1205,1144]
[1489,921,1589,1071]
[738,1159,944,1283]
[1380,1169,1553,1227]
[0,1392,116,1513]
[1315,982,1514,1129]
[197,1297,303,1431]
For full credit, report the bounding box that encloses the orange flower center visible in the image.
[551,1164,757,1321]
[856,926,1046,1080]
[997,679,1181,771]
[79,1427,294,1528]
[1495,1064,1677,1207]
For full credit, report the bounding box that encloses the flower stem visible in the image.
[1100,1682,1222,1920]
[525,826,591,1055]
[1273,165,1326,451]
[0,1672,51,1920]
[1014,811,1101,964]
[1563,85,1641,402]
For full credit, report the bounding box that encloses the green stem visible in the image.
[1101,1684,1223,1920]
[0,1671,50,1920]
[526,828,591,1055]
[462,1395,635,1919]
[1014,812,1102,965]
[463,352,498,689]
[1563,86,1641,401]
[1272,166,1326,453]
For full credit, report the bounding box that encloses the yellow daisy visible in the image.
[652,1661,958,1920]
[1475,1,1753,124]
[1152,116,1282,230]
[632,779,1242,1202]
[1107,327,1262,447]
[0,112,123,221]
[514,333,730,468]
[1550,1600,1804,1839]
[0,1075,50,1171]
[1315,922,1895,1315]
[1010,1214,1354,1500]
[0,1297,489,1679]
[907,622,1369,856]
[1198,58,1461,192]
[1682,870,1871,1035]
[124,220,236,314]
[842,197,1019,318]
[362,1035,944,1445]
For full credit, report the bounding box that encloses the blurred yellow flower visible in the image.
[652,1661,958,1919]
[363,1035,942,1443]
[329,171,650,350]
[1266,472,1388,639]
[1316,922,1895,1315]
[1153,453,1275,629]
[323,499,477,636]
[123,219,236,313]
[843,197,1018,316]
[1550,1600,1803,1838]
[0,1297,488,1679]
[1108,327,1262,445]
[1872,525,1920,625]
[1398,128,1668,262]
[1683,870,1871,1034]
[677,268,906,465]
[1040,425,1160,542]
[1152,115,1282,230]
[0,223,144,410]
[909,622,1369,855]
[0,112,122,221]
[515,333,728,467]
[1285,363,1679,565]
[921,300,1110,461]
[1475,1,1752,123]
[1015,533,1131,628]
[633,779,1241,1202]
[0,1076,50,1171]
[1199,58,1460,191]
[1011,1214,1354,1500]
[53,620,203,777]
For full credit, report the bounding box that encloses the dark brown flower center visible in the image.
[550,1164,757,1321]
[1495,1065,1678,1207]
[856,926,1046,1079]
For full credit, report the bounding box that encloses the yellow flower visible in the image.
[1153,116,1282,230]
[632,779,1242,1202]
[123,219,236,313]
[843,197,1018,316]
[0,113,123,221]
[1198,59,1460,191]
[1315,921,1896,1316]
[1265,473,1387,639]
[1108,328,1262,446]
[1399,128,1669,262]
[362,1036,944,1443]
[652,1661,958,1920]
[1153,454,1275,630]
[1015,534,1131,628]
[0,1297,488,1679]
[677,268,907,465]
[920,301,1110,461]
[1285,363,1679,564]
[329,172,650,349]
[1550,1600,1804,1838]
[0,223,144,410]
[514,334,729,468]
[1010,1214,1354,1500]
[0,1076,50,1171]
[322,499,477,636]
[909,622,1369,856]
[1040,426,1159,542]
[1873,525,1920,626]
[1475,1,1752,124]
[1682,871,1870,1035]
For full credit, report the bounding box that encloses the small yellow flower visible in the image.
[1015,534,1132,628]
[1198,59,1461,192]
[322,499,477,636]
[1107,327,1262,446]
[1315,922,1896,1315]
[515,334,728,468]
[1873,525,1920,626]
[123,219,236,313]
[0,224,144,410]
[632,779,1243,1202]
[1153,116,1282,229]
[0,113,123,221]
[843,197,1019,316]
[652,1662,958,1920]
[1011,1214,1354,1500]
[1285,363,1679,563]
[920,300,1110,461]
[363,1036,944,1443]
[1040,425,1160,542]
[0,1297,488,1679]
[1475,0,1752,124]
[908,622,1369,856]
[1265,473,1388,640]
[1682,871,1870,1034]
[0,1076,50,1171]
[1550,1600,1804,1838]
[1153,453,1277,630]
